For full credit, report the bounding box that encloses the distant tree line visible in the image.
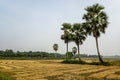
[0,49,65,59]
[0,49,100,59]
[74,54,102,58]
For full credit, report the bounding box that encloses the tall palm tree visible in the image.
[83,3,108,63]
[61,23,72,60]
[71,23,86,61]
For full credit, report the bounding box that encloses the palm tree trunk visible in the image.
[95,37,104,63]
[55,51,57,58]
[77,44,81,61]
[66,42,68,60]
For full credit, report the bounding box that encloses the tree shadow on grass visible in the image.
[61,60,112,66]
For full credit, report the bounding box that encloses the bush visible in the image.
[61,60,87,64]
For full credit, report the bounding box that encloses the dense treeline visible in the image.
[0,49,100,59]
[0,49,65,59]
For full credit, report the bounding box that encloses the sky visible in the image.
[0,0,120,56]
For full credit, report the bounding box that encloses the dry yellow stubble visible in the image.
[0,60,119,80]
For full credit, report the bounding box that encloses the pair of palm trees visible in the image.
[61,3,108,63]
[61,23,86,61]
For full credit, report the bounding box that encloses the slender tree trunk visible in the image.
[77,44,81,61]
[55,51,57,58]
[95,37,104,63]
[66,42,68,60]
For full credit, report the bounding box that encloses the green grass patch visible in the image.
[61,60,87,64]
[89,62,112,66]
[0,71,15,80]
[61,60,113,66]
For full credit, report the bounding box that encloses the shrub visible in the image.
[62,60,87,64]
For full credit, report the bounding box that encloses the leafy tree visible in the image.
[72,47,77,59]
[72,47,77,54]
[53,43,58,58]
[0,50,65,59]
[53,43,58,53]
[61,23,72,60]
[67,52,73,59]
[4,49,14,57]
[83,3,108,63]
[71,23,86,61]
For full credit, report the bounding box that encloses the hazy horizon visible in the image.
[0,0,120,56]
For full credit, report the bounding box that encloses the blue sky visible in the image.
[0,0,120,56]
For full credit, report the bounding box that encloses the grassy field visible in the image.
[0,59,120,80]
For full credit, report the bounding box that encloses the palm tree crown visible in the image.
[53,44,58,52]
[61,23,72,44]
[72,23,86,45]
[83,3,108,38]
[72,47,77,54]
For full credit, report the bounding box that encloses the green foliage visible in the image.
[83,3,108,37]
[61,23,72,44]
[62,60,87,64]
[0,50,65,59]
[71,23,87,61]
[62,60,112,66]
[0,72,15,80]
[66,52,74,59]
[61,23,73,60]
[72,23,86,45]
[83,3,109,63]
[72,47,77,54]
[53,43,58,52]
[0,49,105,60]
[89,62,112,66]
[61,23,71,30]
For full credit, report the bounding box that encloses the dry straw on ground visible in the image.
[0,60,120,80]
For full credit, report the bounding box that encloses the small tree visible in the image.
[72,47,77,59]
[67,52,73,60]
[72,47,77,54]
[53,43,58,53]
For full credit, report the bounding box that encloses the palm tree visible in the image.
[53,43,58,58]
[61,23,72,60]
[72,47,77,54]
[71,23,86,61]
[83,3,108,63]
[72,47,77,59]
[53,43,58,53]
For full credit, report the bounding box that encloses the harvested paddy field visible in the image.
[0,60,120,80]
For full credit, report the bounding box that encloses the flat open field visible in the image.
[0,59,120,80]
